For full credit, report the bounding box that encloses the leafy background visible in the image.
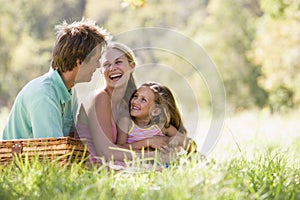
[1,0,299,112]
[1,0,300,146]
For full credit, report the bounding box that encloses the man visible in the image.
[2,18,110,139]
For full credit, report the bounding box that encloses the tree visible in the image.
[249,0,300,112]
[194,0,267,111]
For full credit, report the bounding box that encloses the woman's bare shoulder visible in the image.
[94,89,111,109]
[95,89,110,101]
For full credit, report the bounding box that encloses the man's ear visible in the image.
[76,59,82,66]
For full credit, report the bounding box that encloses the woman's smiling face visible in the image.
[101,48,134,88]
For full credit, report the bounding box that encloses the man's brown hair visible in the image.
[52,18,110,72]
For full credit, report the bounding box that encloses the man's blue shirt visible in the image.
[2,69,78,139]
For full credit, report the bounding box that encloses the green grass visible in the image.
[0,147,299,200]
[0,110,300,199]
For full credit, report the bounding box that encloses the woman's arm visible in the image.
[116,117,130,145]
[95,92,115,143]
[116,104,169,150]
[119,136,169,150]
[78,91,171,162]
[163,125,197,152]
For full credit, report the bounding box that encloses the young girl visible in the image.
[117,82,197,153]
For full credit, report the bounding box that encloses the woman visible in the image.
[76,42,171,164]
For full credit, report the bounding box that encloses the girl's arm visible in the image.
[117,117,169,150]
[116,105,169,150]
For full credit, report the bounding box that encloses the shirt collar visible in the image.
[49,69,72,104]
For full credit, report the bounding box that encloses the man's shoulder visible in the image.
[15,72,59,108]
[23,74,54,95]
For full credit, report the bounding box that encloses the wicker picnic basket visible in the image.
[0,137,89,165]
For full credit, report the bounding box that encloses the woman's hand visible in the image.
[168,133,189,147]
[157,147,176,163]
[146,136,168,149]
[168,134,197,153]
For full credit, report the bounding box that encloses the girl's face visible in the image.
[130,86,155,120]
[101,48,135,88]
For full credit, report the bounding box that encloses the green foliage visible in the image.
[1,0,299,112]
[195,0,267,111]
[260,0,300,19]
[122,0,145,8]
[250,0,300,112]
[85,0,211,113]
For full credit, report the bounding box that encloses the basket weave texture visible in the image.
[0,137,88,165]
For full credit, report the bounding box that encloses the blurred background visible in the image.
[0,0,299,151]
